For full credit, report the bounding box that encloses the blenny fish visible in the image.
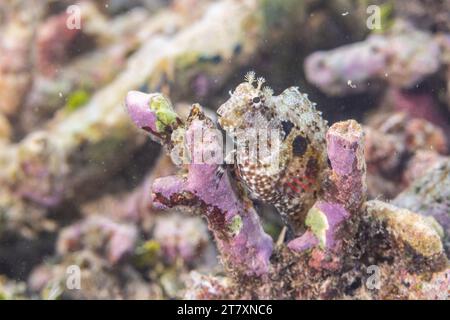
[217,71,329,235]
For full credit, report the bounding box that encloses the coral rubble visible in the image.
[305,20,447,96]
[0,0,448,301]
[124,77,449,299]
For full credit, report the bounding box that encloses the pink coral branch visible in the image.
[125,91,273,277]
[289,120,366,254]
[305,21,443,96]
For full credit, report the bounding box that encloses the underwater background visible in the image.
[0,0,449,299]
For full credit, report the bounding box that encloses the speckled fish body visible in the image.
[217,72,329,234]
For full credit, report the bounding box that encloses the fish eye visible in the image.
[292,135,308,156]
[252,96,261,104]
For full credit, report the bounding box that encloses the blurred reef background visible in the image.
[0,0,449,299]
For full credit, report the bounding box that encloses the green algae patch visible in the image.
[368,2,394,34]
[134,240,161,268]
[149,95,178,133]
[175,51,201,70]
[228,215,243,237]
[65,89,90,112]
[305,207,329,249]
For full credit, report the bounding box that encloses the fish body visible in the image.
[217,72,329,234]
